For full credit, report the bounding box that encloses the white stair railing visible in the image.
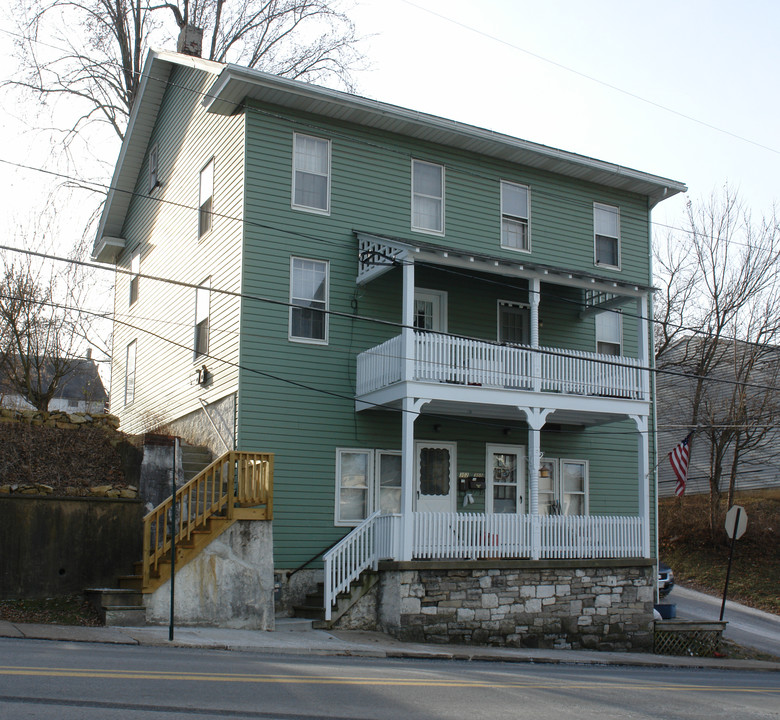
[322,512,399,621]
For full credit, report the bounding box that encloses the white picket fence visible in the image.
[356,333,646,399]
[322,512,644,619]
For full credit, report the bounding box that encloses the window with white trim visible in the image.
[500,181,530,251]
[124,340,136,406]
[412,159,444,234]
[290,257,328,343]
[335,448,402,525]
[199,159,214,238]
[149,143,159,192]
[129,251,140,306]
[194,279,210,359]
[596,310,622,356]
[292,133,330,213]
[498,300,530,344]
[539,458,589,516]
[594,203,620,268]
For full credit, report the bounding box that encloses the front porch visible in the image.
[324,510,645,620]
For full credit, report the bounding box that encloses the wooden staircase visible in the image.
[85,449,273,626]
[294,571,379,629]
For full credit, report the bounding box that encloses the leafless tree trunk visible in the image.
[655,187,780,540]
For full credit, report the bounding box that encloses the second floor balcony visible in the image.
[357,332,649,406]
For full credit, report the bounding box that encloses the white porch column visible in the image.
[637,294,650,400]
[630,414,651,558]
[529,278,541,392]
[402,259,415,383]
[522,406,551,560]
[400,397,428,561]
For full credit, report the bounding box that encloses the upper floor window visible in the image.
[199,158,214,238]
[124,340,136,406]
[149,143,159,192]
[412,159,444,234]
[292,133,330,213]
[500,181,530,251]
[290,257,328,343]
[498,300,530,345]
[596,310,622,356]
[194,279,210,359]
[129,250,140,306]
[594,203,620,268]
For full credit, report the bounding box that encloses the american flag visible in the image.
[669,433,693,497]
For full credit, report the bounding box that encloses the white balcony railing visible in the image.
[356,333,647,400]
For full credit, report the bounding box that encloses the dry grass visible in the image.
[0,595,102,626]
[659,489,780,614]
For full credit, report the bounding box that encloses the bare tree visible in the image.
[0,257,78,411]
[655,187,780,537]
[8,0,364,143]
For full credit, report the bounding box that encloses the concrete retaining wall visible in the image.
[145,520,275,630]
[0,495,144,599]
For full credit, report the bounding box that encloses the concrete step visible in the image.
[84,588,146,626]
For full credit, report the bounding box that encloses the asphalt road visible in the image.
[0,638,778,720]
[669,585,780,657]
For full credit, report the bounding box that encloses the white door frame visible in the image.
[414,288,448,332]
[485,444,527,514]
[414,441,457,512]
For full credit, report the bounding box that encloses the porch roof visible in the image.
[356,231,653,297]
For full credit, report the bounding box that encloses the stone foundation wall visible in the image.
[377,560,654,651]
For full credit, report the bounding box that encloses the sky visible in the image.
[0,0,778,298]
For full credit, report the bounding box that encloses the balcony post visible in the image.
[530,278,541,392]
[630,414,651,557]
[522,406,551,560]
[402,259,415,383]
[400,396,424,561]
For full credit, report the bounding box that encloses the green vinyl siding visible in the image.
[236,99,655,568]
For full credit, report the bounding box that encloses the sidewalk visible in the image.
[1,617,778,671]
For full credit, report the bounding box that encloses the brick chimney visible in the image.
[177,25,203,58]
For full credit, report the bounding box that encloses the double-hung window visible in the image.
[539,458,588,516]
[596,310,622,356]
[199,159,214,238]
[292,133,330,213]
[594,203,620,268]
[124,340,136,406]
[129,251,140,306]
[289,257,328,343]
[335,448,401,525]
[500,181,530,251]
[412,159,444,234]
[194,279,210,359]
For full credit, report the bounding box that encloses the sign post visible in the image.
[719,505,747,622]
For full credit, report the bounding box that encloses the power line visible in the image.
[399,0,780,157]
[4,242,780,400]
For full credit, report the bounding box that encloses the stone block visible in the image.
[481,593,499,609]
[525,598,542,613]
[400,597,421,614]
[457,608,476,622]
[478,575,492,589]
[537,584,555,599]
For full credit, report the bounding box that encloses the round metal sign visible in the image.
[725,505,747,540]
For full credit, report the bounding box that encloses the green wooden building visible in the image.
[94,49,686,649]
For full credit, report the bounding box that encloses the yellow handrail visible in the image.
[141,451,273,589]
